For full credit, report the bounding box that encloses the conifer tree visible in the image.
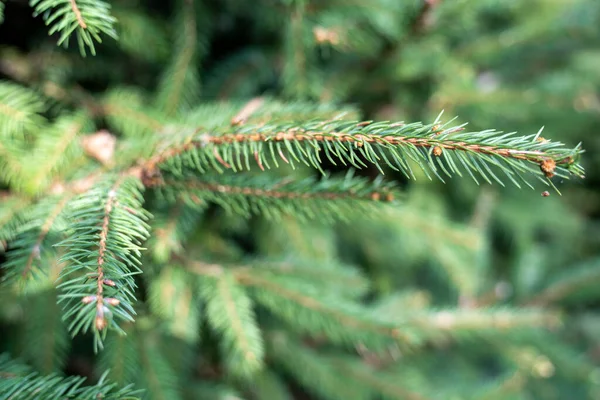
[1,1,599,399]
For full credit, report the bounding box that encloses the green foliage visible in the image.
[0,81,45,138]
[148,266,201,342]
[157,172,398,222]
[200,271,265,377]
[57,177,150,351]
[154,0,206,116]
[22,290,70,374]
[1,0,599,399]
[1,195,69,292]
[0,353,141,399]
[155,117,583,191]
[30,0,117,56]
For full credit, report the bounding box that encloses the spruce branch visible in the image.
[57,176,150,351]
[148,200,203,264]
[97,325,139,387]
[148,266,200,342]
[406,308,561,336]
[103,88,165,138]
[185,257,369,299]
[187,259,406,349]
[0,353,141,400]
[25,114,90,193]
[111,7,169,62]
[241,272,411,347]
[155,0,204,115]
[0,81,45,137]
[154,172,398,221]
[199,271,265,377]
[0,194,32,245]
[2,194,71,291]
[134,325,183,400]
[329,357,430,400]
[0,145,26,190]
[23,290,70,374]
[268,333,379,400]
[150,119,584,190]
[29,0,117,56]
[246,370,293,400]
[187,259,561,350]
[524,258,600,306]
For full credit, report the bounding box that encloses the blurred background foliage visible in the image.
[1,0,599,399]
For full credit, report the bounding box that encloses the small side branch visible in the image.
[160,179,395,203]
[22,196,71,279]
[79,179,125,331]
[143,122,582,188]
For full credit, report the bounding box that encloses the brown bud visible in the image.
[95,307,106,330]
[432,124,442,134]
[536,136,549,143]
[385,192,395,202]
[540,159,556,178]
[104,297,120,306]
[82,295,96,304]
[313,26,340,45]
[231,97,264,126]
[370,192,381,201]
[81,130,117,165]
[95,316,106,330]
[541,191,550,197]
[433,146,443,157]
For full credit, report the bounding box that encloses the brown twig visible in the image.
[92,178,124,330]
[159,179,393,203]
[69,0,87,29]
[145,129,571,173]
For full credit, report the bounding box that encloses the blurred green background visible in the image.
[1,0,599,399]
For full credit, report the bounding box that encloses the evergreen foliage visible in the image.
[0,353,140,399]
[1,0,599,399]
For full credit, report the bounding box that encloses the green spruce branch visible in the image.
[56,176,150,351]
[30,0,117,56]
[0,353,141,400]
[147,118,583,191]
[154,172,398,221]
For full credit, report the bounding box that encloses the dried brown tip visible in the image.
[231,97,265,126]
[540,159,556,178]
[103,279,116,287]
[254,151,264,171]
